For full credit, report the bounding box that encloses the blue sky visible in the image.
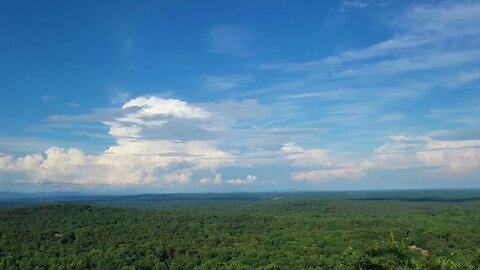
[1,0,479,193]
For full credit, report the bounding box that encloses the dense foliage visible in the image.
[1,193,480,269]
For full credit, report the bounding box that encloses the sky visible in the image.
[0,0,479,193]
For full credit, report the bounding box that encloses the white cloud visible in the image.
[198,173,256,185]
[1,95,297,190]
[109,90,130,105]
[282,143,332,167]
[199,177,211,185]
[213,173,223,185]
[326,2,480,66]
[292,166,366,183]
[165,171,192,185]
[257,1,480,111]
[280,89,358,101]
[342,49,480,76]
[40,95,57,102]
[0,148,103,185]
[416,140,480,175]
[397,2,480,37]
[283,129,480,183]
[0,141,233,187]
[123,96,211,120]
[281,142,304,153]
[224,175,256,185]
[0,97,260,188]
[374,136,480,176]
[342,0,369,9]
[2,92,479,188]
[282,142,372,182]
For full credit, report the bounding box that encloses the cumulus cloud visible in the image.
[122,97,211,120]
[199,173,256,185]
[224,175,256,185]
[0,97,268,188]
[416,140,480,175]
[373,135,480,177]
[0,148,103,185]
[282,142,373,182]
[164,171,192,185]
[284,130,480,183]
[292,166,366,183]
[213,173,223,185]
[3,93,479,189]
[282,143,332,167]
[199,177,211,185]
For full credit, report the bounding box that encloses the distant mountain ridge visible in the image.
[2,189,480,204]
[0,191,83,200]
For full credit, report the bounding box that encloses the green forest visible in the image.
[1,192,480,269]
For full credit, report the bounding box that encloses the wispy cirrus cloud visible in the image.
[377,113,405,123]
[208,24,254,56]
[427,97,480,126]
[261,2,480,79]
[245,1,480,147]
[40,95,57,102]
[342,0,370,9]
[108,90,131,105]
[202,74,251,91]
